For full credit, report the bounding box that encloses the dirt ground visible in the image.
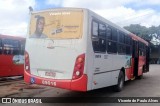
[1,65,160,106]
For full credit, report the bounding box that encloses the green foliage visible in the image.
[124,24,160,58]
[124,24,160,43]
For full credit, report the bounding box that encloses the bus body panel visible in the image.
[0,35,25,77]
[26,39,85,79]
[0,55,13,77]
[0,55,24,77]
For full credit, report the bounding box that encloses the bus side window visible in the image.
[92,21,106,53]
[2,39,11,55]
[99,23,106,37]
[106,27,118,54]
[125,36,131,55]
[106,27,111,39]
[92,21,98,37]
[107,41,117,53]
[119,32,125,43]
[126,46,131,55]
[20,41,25,55]
[99,23,106,52]
[118,44,126,54]
[2,39,20,55]
[111,28,118,41]
[139,42,146,56]
[92,21,99,52]
[0,39,2,54]
[118,32,126,54]
[12,40,20,55]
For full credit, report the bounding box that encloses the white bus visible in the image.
[24,8,149,92]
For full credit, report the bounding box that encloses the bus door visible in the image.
[132,40,139,77]
[144,46,150,72]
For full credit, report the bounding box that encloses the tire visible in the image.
[137,74,143,79]
[114,71,125,92]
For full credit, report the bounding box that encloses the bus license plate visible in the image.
[45,71,56,78]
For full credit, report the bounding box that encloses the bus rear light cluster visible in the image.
[25,51,30,72]
[72,54,85,80]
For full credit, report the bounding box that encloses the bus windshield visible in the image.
[29,9,83,39]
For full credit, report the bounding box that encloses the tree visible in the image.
[124,24,160,44]
[124,24,149,41]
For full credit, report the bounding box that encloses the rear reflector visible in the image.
[25,51,30,72]
[72,54,85,80]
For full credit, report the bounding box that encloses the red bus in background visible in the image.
[0,34,25,77]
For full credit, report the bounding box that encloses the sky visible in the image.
[0,0,160,37]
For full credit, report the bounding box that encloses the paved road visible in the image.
[2,65,160,106]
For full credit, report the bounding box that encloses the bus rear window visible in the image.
[29,10,83,39]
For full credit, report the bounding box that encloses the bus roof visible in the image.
[30,7,85,14]
[129,33,148,46]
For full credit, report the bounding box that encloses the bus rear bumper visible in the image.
[24,71,87,92]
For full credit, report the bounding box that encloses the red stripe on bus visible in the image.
[126,67,132,80]
[24,70,87,92]
[71,74,87,91]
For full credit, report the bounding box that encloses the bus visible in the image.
[0,34,25,77]
[24,8,149,92]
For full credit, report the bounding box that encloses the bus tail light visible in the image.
[72,54,85,80]
[25,51,30,72]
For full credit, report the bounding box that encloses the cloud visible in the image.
[58,0,160,27]
[1,0,160,36]
[133,0,160,6]
[47,0,160,9]
[97,7,157,27]
[43,0,160,28]
[45,0,63,6]
[61,0,132,9]
[103,8,160,28]
[0,0,35,37]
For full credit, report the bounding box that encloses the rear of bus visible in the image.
[24,8,88,91]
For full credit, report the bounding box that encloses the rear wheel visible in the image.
[114,71,124,92]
